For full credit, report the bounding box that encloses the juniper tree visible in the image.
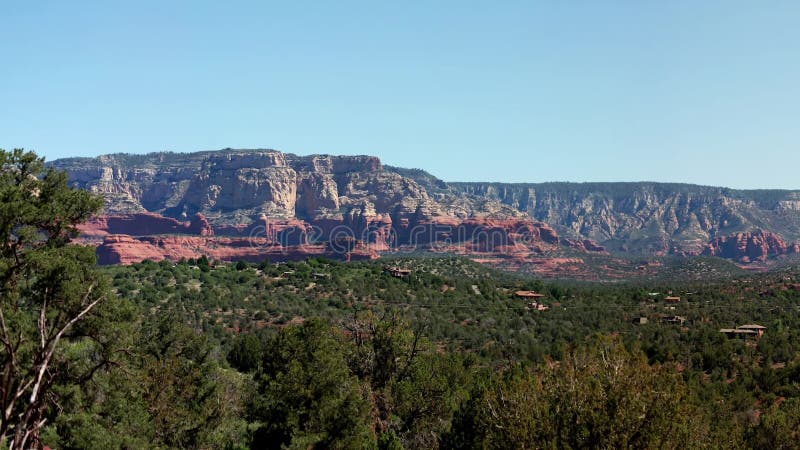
[0,149,114,449]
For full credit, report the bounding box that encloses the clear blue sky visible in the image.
[2,1,799,188]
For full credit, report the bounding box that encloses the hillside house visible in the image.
[720,324,767,339]
[632,317,649,325]
[661,315,687,325]
[736,324,767,337]
[528,302,549,311]
[515,290,546,299]
[384,267,412,278]
[664,296,681,303]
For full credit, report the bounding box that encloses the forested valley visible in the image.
[15,252,800,449]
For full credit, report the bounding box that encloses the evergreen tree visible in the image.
[0,149,116,448]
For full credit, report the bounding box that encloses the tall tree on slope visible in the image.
[0,148,112,449]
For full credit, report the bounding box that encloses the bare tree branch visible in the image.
[29,284,101,406]
[39,293,47,350]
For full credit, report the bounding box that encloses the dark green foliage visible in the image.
[0,148,252,449]
[0,149,116,448]
[746,398,800,449]
[445,338,714,449]
[96,254,800,448]
[228,333,263,373]
[250,319,374,449]
[197,255,211,272]
[46,315,250,449]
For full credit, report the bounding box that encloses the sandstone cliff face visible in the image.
[451,182,800,255]
[287,154,382,174]
[84,211,602,265]
[52,149,529,234]
[54,150,472,224]
[95,234,379,265]
[181,153,299,217]
[52,150,800,265]
[78,212,213,239]
[296,173,340,216]
[702,230,799,263]
[55,149,580,265]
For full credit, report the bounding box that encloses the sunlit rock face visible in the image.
[451,182,800,257]
[56,149,572,264]
[52,149,800,265]
[702,230,798,263]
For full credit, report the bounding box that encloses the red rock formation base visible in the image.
[95,234,379,265]
[702,230,799,263]
[78,212,607,265]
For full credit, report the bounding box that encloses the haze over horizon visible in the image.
[3,1,799,189]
